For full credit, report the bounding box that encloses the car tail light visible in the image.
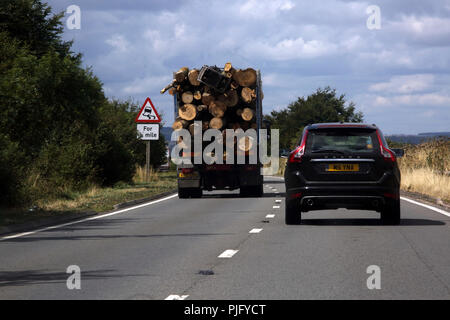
[288,130,308,163]
[376,130,396,162]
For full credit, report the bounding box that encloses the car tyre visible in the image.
[285,199,302,225]
[381,199,401,225]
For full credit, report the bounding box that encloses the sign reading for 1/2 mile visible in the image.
[137,124,159,140]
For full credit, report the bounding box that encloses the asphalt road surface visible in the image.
[1,176,449,300]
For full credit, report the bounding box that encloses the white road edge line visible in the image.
[401,196,450,217]
[218,249,238,258]
[266,214,275,218]
[165,295,189,300]
[249,228,263,233]
[0,193,179,241]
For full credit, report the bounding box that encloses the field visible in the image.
[398,139,449,203]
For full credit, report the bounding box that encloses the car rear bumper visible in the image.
[285,184,399,212]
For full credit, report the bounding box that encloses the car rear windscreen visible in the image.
[308,129,377,154]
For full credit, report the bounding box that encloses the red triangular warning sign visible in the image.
[135,97,161,123]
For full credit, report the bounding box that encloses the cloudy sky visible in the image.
[47,0,450,134]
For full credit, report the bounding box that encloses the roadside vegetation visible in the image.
[0,0,168,216]
[398,139,449,204]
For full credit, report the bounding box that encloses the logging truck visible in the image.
[162,64,265,198]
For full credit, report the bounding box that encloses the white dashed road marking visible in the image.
[266,214,275,218]
[249,228,263,233]
[275,200,282,203]
[165,295,189,300]
[218,249,239,258]
[273,205,280,209]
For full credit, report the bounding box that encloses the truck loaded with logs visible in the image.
[161,62,267,198]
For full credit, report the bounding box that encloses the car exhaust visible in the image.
[306,199,314,206]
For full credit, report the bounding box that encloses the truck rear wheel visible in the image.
[178,188,202,199]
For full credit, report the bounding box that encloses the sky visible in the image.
[46,0,450,134]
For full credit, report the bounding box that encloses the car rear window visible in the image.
[307,129,377,154]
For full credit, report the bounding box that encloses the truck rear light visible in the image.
[181,168,194,174]
[376,130,396,162]
[288,130,308,163]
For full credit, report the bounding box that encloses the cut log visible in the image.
[241,107,254,121]
[233,68,257,87]
[178,104,197,121]
[181,91,194,104]
[202,120,210,131]
[188,69,201,86]
[201,92,215,106]
[193,90,202,100]
[197,104,208,112]
[225,89,238,107]
[224,62,233,72]
[236,109,243,116]
[175,67,189,83]
[209,117,224,129]
[238,136,254,152]
[241,87,254,103]
[230,81,239,90]
[189,122,202,135]
[160,80,176,94]
[168,87,176,96]
[209,101,227,118]
[172,118,189,130]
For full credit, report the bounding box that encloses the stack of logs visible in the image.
[161,63,261,152]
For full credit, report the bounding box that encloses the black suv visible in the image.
[284,123,404,225]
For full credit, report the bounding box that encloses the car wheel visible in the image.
[381,199,401,225]
[285,199,302,225]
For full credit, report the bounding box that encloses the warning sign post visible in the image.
[135,97,161,182]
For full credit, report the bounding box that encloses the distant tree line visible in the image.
[0,0,166,205]
[266,87,364,151]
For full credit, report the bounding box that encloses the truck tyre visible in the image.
[178,188,190,199]
[381,199,401,225]
[285,199,302,225]
[191,188,203,198]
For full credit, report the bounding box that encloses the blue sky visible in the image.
[47,0,450,134]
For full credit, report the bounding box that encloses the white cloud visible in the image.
[105,34,130,52]
[239,0,295,17]
[373,93,450,107]
[244,37,337,60]
[369,74,434,94]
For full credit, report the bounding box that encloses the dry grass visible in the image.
[398,139,449,202]
[35,167,177,213]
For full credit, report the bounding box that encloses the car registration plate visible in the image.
[327,163,359,172]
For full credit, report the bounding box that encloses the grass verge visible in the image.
[0,167,177,228]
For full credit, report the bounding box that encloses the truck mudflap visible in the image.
[178,179,201,189]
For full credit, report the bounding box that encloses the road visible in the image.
[1,176,450,300]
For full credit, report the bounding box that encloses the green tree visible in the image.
[266,87,364,150]
[0,0,72,57]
